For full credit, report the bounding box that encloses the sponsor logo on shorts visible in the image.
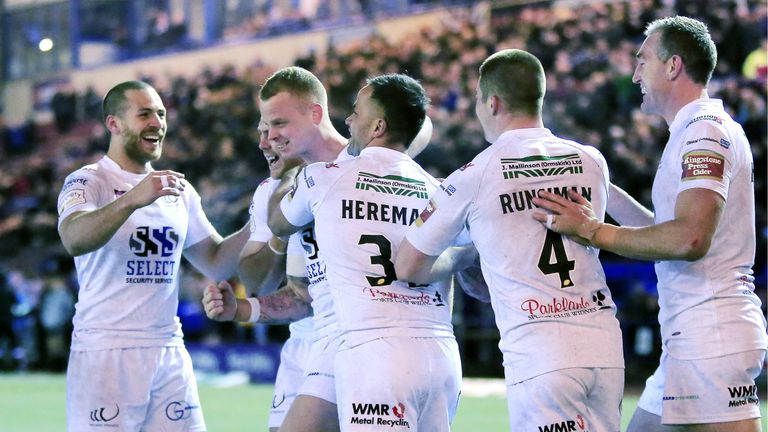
[89,403,120,425]
[272,392,286,409]
[501,154,583,179]
[521,294,605,321]
[662,394,700,401]
[350,402,410,428]
[727,385,759,408]
[681,150,725,181]
[165,400,199,421]
[537,414,586,432]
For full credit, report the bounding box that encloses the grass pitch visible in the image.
[0,373,764,431]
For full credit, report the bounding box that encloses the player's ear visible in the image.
[310,103,324,125]
[666,55,684,80]
[105,114,121,135]
[490,95,500,116]
[372,118,387,139]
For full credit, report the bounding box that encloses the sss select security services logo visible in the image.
[125,226,179,284]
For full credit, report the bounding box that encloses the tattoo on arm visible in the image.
[257,284,312,324]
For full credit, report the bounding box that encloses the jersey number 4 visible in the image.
[538,230,575,288]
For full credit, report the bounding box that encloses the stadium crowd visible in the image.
[0,0,764,378]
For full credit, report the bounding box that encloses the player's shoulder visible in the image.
[61,160,105,189]
[679,103,744,153]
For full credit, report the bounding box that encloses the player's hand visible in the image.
[202,281,237,321]
[123,170,186,209]
[532,190,601,245]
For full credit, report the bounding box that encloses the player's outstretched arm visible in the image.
[59,170,185,256]
[202,277,312,324]
[607,183,654,226]
[533,188,723,261]
[396,239,476,285]
[184,222,251,282]
[252,276,313,324]
[237,236,288,297]
[267,165,305,238]
[203,280,239,321]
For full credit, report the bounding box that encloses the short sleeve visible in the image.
[57,170,102,225]
[280,166,322,228]
[406,166,478,256]
[248,179,278,243]
[677,121,731,199]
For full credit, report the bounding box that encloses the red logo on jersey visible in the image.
[459,162,474,171]
[415,199,437,227]
[681,150,724,181]
[325,162,339,168]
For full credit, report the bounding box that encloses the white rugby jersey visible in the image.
[57,156,217,351]
[652,98,767,359]
[280,147,454,347]
[406,128,624,384]
[248,178,314,337]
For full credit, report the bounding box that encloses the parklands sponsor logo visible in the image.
[727,385,759,408]
[350,402,410,428]
[126,226,179,284]
[89,403,120,426]
[165,400,199,421]
[362,287,445,307]
[501,154,583,179]
[521,294,604,320]
[537,414,586,432]
[355,171,428,199]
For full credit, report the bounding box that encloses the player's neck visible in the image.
[495,115,544,138]
[663,87,709,126]
[304,127,347,163]
[106,147,152,174]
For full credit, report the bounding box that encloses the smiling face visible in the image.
[345,85,382,156]
[112,88,167,167]
[632,32,671,118]
[259,91,318,161]
[257,121,284,179]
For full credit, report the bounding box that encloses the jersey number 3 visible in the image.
[358,234,397,287]
[538,230,575,288]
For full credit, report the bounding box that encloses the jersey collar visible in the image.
[668,98,724,133]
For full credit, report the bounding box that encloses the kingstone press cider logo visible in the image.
[501,154,583,179]
[125,226,179,284]
[355,172,428,199]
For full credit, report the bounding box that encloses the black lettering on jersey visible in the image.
[500,186,592,214]
[341,199,419,225]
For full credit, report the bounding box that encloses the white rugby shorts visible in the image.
[66,346,205,432]
[269,335,313,428]
[334,336,461,432]
[297,332,341,403]
[637,349,766,424]
[505,367,624,432]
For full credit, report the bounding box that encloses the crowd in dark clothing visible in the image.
[0,0,764,375]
